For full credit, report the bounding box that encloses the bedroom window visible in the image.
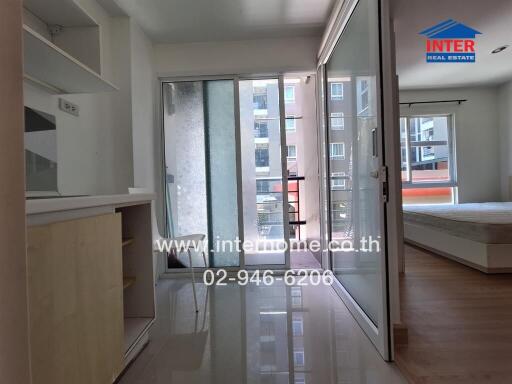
[400,115,456,205]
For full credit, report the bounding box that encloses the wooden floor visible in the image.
[396,244,512,384]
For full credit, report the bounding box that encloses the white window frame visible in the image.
[329,142,345,160]
[284,85,295,103]
[330,82,344,100]
[285,116,296,131]
[331,171,346,190]
[400,113,456,189]
[287,145,297,160]
[330,112,344,130]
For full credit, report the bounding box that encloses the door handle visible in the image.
[372,128,378,157]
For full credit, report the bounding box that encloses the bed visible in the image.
[403,203,512,273]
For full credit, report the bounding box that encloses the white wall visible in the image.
[154,37,320,77]
[400,87,501,203]
[130,20,157,193]
[498,80,512,200]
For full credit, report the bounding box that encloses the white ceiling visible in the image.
[115,0,335,43]
[393,0,512,90]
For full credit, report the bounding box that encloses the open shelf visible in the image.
[117,203,155,366]
[24,0,97,27]
[23,24,118,93]
[123,276,136,290]
[124,317,153,354]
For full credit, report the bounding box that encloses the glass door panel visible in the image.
[162,81,209,269]
[205,80,240,267]
[325,0,389,357]
[162,79,240,269]
[239,78,288,266]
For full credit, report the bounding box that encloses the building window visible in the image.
[292,318,303,336]
[256,179,270,193]
[293,349,305,367]
[331,200,349,233]
[287,145,297,160]
[285,85,295,103]
[286,117,296,131]
[330,142,345,160]
[331,172,346,190]
[255,146,269,167]
[291,286,302,307]
[330,82,344,100]
[400,115,456,205]
[253,87,268,110]
[330,112,344,130]
[358,78,369,115]
[254,121,268,138]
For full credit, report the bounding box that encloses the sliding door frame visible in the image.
[316,0,395,360]
[159,74,291,272]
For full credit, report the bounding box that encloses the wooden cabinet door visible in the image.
[27,213,124,384]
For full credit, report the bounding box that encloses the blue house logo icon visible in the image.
[420,19,482,63]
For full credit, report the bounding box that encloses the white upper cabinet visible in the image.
[23,0,118,93]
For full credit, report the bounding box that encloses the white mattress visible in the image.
[403,203,512,244]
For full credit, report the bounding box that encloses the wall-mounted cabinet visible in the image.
[22,0,117,93]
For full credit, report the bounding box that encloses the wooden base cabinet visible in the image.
[27,213,125,384]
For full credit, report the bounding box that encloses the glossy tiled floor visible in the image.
[119,279,406,384]
[290,250,322,270]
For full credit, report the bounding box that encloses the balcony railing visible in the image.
[288,176,306,240]
[255,176,306,241]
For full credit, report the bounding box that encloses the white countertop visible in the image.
[26,193,155,215]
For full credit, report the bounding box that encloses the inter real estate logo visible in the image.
[420,19,482,63]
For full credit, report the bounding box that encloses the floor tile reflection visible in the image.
[119,279,406,384]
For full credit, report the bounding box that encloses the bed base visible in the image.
[404,222,512,274]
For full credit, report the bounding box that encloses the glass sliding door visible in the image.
[162,81,209,268]
[324,0,390,358]
[204,80,241,267]
[162,78,241,269]
[239,78,289,267]
[162,76,291,269]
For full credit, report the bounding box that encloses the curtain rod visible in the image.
[400,99,467,107]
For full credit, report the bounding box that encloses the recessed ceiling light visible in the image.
[491,45,509,54]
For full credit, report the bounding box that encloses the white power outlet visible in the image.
[59,98,79,117]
